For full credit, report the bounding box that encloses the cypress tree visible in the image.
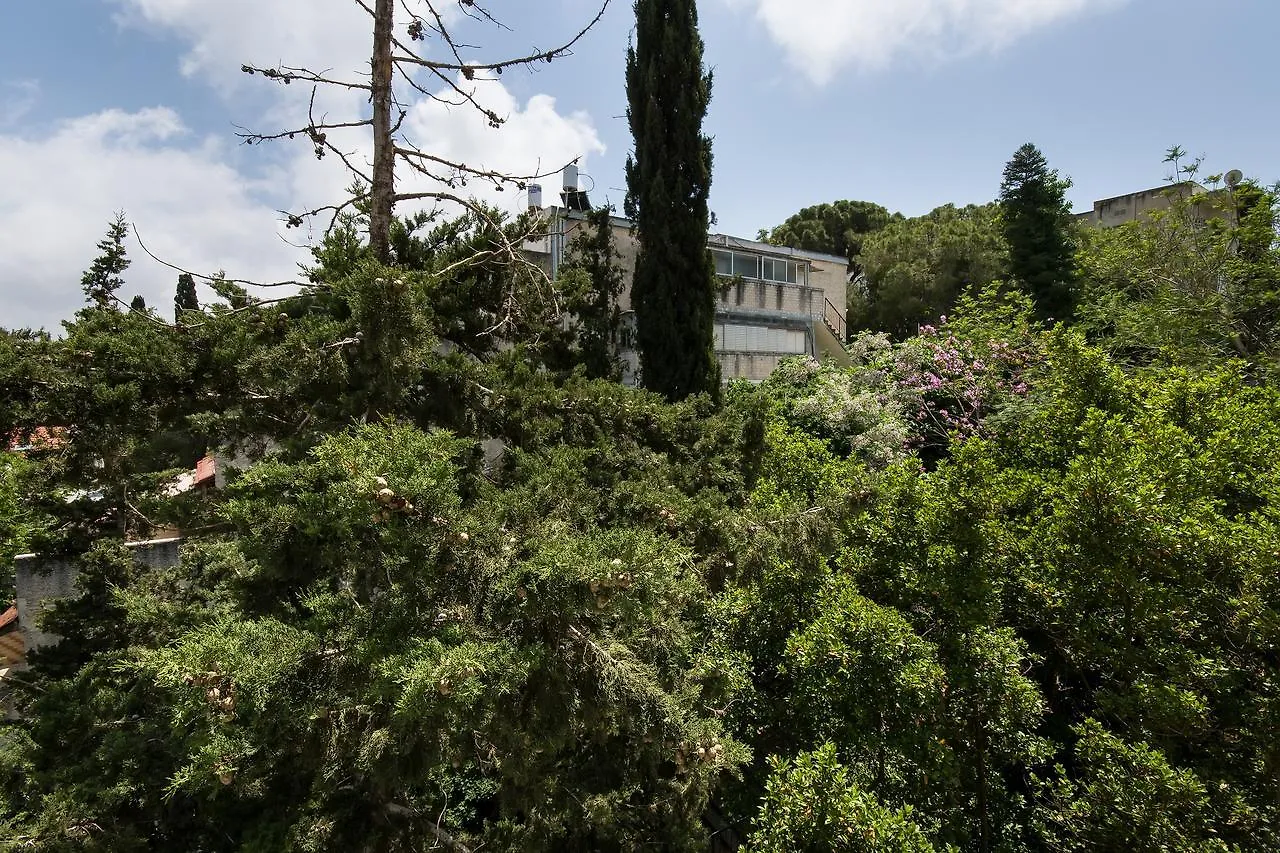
[624,0,718,400]
[174,272,199,320]
[998,143,1077,322]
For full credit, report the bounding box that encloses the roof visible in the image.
[164,454,217,496]
[0,606,16,632]
[195,455,216,485]
[5,426,68,452]
[549,207,851,267]
[0,631,22,666]
[1092,181,1208,207]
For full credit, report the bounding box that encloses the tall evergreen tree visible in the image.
[998,143,1077,322]
[174,273,199,320]
[80,212,131,307]
[624,0,718,400]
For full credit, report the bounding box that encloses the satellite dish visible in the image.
[1225,169,1243,188]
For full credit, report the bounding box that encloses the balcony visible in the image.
[715,276,823,324]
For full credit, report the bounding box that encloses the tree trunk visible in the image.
[369,0,395,264]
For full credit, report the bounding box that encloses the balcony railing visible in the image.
[822,297,846,343]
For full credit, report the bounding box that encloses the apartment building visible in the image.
[525,176,850,383]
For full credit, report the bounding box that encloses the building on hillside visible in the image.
[12,538,184,667]
[524,170,851,384]
[1074,181,1233,229]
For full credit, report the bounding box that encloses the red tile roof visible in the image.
[5,426,68,452]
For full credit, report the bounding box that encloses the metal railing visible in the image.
[822,298,846,342]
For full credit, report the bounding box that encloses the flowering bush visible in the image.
[893,318,1034,449]
[763,286,1040,465]
[765,338,915,469]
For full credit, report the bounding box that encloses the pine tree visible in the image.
[999,143,1077,322]
[80,212,131,307]
[174,273,199,320]
[625,0,718,401]
[129,294,147,313]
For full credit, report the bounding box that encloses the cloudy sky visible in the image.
[2,0,1276,330]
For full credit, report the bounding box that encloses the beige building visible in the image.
[526,201,850,383]
[1074,181,1233,228]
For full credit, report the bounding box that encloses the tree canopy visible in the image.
[761,200,902,276]
[853,203,1008,337]
[5,116,1280,853]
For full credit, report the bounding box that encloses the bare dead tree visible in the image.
[238,0,613,265]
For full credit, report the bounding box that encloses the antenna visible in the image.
[1225,169,1243,188]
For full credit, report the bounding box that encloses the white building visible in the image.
[526,186,850,383]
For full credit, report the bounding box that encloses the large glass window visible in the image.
[716,323,807,354]
[712,249,807,286]
[713,249,732,276]
[761,257,801,284]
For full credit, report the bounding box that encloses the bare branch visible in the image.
[236,0,612,260]
[391,0,611,74]
[239,63,371,91]
[131,226,315,290]
[235,119,373,146]
[394,59,500,123]
[395,143,562,187]
[107,293,175,330]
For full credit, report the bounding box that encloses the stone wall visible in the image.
[13,538,182,660]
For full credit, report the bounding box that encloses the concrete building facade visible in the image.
[526,206,851,383]
[1074,181,1233,229]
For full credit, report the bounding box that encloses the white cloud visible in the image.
[110,0,369,96]
[0,4,608,329]
[728,0,1127,83]
[0,108,300,331]
[110,0,605,212]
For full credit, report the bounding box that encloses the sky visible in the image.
[1,0,1277,330]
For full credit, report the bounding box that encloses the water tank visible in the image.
[528,183,543,210]
[563,162,579,192]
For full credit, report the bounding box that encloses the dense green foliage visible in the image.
[999,143,1078,322]
[761,200,901,278]
[1077,168,1280,369]
[4,156,1280,851]
[853,203,1009,337]
[624,0,718,400]
[554,207,626,380]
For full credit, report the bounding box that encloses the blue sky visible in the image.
[2,0,1277,329]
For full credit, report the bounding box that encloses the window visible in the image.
[712,249,808,287]
[716,323,808,354]
[761,257,800,284]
